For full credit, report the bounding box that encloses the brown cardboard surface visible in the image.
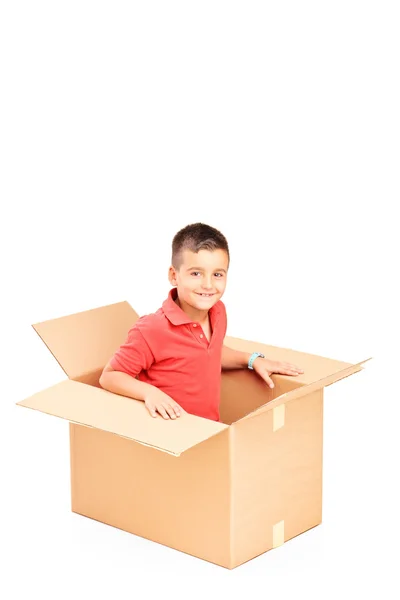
[229,389,324,567]
[70,422,232,567]
[17,300,369,568]
[272,521,285,548]
[241,358,370,422]
[33,301,138,380]
[224,335,362,384]
[219,368,300,425]
[17,379,228,456]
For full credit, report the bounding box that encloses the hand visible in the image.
[144,388,184,419]
[252,357,304,389]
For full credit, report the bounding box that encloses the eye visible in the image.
[190,271,224,277]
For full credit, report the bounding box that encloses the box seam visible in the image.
[228,426,235,569]
[69,422,76,512]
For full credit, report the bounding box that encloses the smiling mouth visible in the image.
[196,293,215,297]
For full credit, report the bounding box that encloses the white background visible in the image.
[1,1,399,598]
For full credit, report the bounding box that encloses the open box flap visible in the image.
[33,301,139,380]
[240,357,372,422]
[224,336,365,384]
[16,380,228,456]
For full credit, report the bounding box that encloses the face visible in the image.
[168,249,229,310]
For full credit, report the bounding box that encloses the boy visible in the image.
[99,222,303,421]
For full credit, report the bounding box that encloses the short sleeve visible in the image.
[109,325,155,377]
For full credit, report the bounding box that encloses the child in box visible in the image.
[99,222,303,420]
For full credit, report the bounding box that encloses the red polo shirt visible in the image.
[109,287,227,421]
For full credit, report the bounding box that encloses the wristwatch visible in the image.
[248,352,265,370]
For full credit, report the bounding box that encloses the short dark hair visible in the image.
[171,222,230,270]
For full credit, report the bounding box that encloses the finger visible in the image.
[275,367,297,375]
[164,404,177,419]
[172,404,181,417]
[289,364,304,373]
[281,362,298,371]
[277,366,302,375]
[264,374,274,388]
[157,406,170,419]
[146,403,157,418]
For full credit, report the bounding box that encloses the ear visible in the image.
[168,265,177,286]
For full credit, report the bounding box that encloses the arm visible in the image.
[99,361,158,402]
[221,345,252,370]
[99,362,183,419]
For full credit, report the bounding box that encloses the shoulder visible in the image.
[129,307,167,338]
[212,299,227,334]
[218,298,227,311]
[215,298,227,317]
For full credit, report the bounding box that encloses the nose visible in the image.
[201,276,214,290]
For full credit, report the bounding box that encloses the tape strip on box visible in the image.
[272,520,285,548]
[273,404,285,431]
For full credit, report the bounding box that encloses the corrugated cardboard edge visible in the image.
[240,357,372,423]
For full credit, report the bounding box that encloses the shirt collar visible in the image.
[162,287,222,326]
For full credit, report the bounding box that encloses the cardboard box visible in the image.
[17,301,369,569]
